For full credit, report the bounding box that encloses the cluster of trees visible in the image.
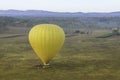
[0,16,120,33]
[0,17,13,32]
[0,16,28,33]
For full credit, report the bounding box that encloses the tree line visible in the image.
[0,16,120,33]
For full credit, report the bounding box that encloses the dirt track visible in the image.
[0,34,79,39]
[0,34,26,38]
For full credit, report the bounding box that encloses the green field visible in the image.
[0,32,120,80]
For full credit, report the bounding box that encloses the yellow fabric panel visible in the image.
[29,24,65,65]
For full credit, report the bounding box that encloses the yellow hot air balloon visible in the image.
[29,24,65,65]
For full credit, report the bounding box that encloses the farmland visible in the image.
[0,30,120,80]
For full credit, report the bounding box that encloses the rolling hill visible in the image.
[0,10,120,17]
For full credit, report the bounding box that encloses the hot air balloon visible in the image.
[29,24,65,66]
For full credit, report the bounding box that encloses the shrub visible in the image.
[96,33,113,38]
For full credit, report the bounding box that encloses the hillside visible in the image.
[1,10,120,34]
[0,10,120,17]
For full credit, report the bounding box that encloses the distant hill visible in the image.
[0,10,120,17]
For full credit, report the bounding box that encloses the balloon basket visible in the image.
[43,63,50,68]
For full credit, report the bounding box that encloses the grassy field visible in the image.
[0,31,120,80]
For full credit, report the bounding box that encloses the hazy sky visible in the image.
[0,0,120,12]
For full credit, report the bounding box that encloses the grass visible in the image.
[96,33,113,38]
[0,33,120,80]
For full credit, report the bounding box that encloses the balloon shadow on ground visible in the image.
[30,60,81,70]
[30,59,109,70]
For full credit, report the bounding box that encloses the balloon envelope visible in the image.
[29,24,65,65]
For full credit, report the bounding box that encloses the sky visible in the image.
[0,0,120,12]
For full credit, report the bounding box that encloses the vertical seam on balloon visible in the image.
[41,26,45,63]
[41,26,43,52]
[38,26,40,50]
[54,26,58,53]
[43,26,47,59]
[52,26,55,52]
[46,25,50,62]
[48,26,52,55]
[42,26,44,53]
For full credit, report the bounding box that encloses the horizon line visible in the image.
[0,9,120,13]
